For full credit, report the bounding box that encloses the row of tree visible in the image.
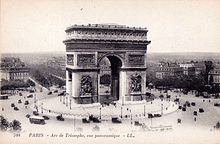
[1,79,35,90]
[0,115,21,131]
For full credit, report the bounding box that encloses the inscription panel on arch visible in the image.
[77,54,96,66]
[128,54,145,66]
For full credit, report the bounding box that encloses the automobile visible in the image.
[185,101,190,105]
[14,107,19,111]
[177,118,181,124]
[148,113,154,118]
[48,91,52,95]
[112,117,122,123]
[174,98,180,103]
[134,121,142,126]
[89,115,101,123]
[33,111,39,116]
[154,114,162,117]
[19,93,23,96]
[29,116,45,125]
[29,90,35,93]
[42,115,50,120]
[82,118,90,123]
[11,103,15,107]
[182,107,186,111]
[56,115,65,121]
[178,106,182,109]
[58,91,65,96]
[25,114,31,118]
[27,94,33,98]
[183,89,188,95]
[24,100,29,105]
[214,103,220,107]
[191,102,196,106]
[194,111,197,116]
[199,108,204,113]
[18,99,22,104]
[54,90,58,93]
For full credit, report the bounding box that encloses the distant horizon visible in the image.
[1,51,220,55]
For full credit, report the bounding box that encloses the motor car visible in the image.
[29,116,45,124]
[154,114,162,117]
[58,91,65,96]
[19,93,23,96]
[54,90,58,93]
[11,103,15,107]
[82,118,90,123]
[191,102,196,106]
[199,108,204,113]
[18,99,22,103]
[178,106,182,109]
[14,107,19,111]
[25,114,30,118]
[27,94,33,98]
[174,98,180,103]
[194,111,197,116]
[112,117,122,123]
[134,121,142,126]
[24,100,29,105]
[48,92,52,95]
[29,90,35,93]
[42,115,50,120]
[33,111,39,116]
[56,115,65,121]
[185,101,190,105]
[177,118,181,123]
[182,107,186,111]
[89,115,101,123]
[148,113,154,118]
[214,103,220,107]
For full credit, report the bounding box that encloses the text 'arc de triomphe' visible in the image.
[64,24,151,104]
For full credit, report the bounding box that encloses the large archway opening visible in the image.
[98,55,122,104]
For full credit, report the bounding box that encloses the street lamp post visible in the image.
[70,99,72,110]
[63,95,65,104]
[121,107,123,118]
[66,97,68,107]
[100,107,102,120]
[41,103,43,114]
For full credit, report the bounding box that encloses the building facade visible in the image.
[209,63,220,85]
[64,24,151,104]
[0,57,29,81]
[155,62,183,79]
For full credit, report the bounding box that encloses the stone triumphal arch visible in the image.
[64,24,151,104]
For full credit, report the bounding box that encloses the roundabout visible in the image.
[34,96,179,120]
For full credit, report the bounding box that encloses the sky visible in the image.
[1,0,220,53]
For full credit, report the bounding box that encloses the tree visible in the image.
[0,116,9,131]
[9,120,21,131]
[204,61,214,84]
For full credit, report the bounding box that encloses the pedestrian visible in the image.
[194,117,196,122]
[2,107,4,111]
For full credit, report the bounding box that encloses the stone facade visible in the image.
[64,24,150,104]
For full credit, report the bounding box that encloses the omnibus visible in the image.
[29,116,45,124]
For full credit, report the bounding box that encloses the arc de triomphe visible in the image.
[64,24,151,104]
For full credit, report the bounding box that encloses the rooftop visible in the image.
[66,24,147,32]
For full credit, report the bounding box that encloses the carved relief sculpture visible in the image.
[80,75,93,96]
[130,73,142,92]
